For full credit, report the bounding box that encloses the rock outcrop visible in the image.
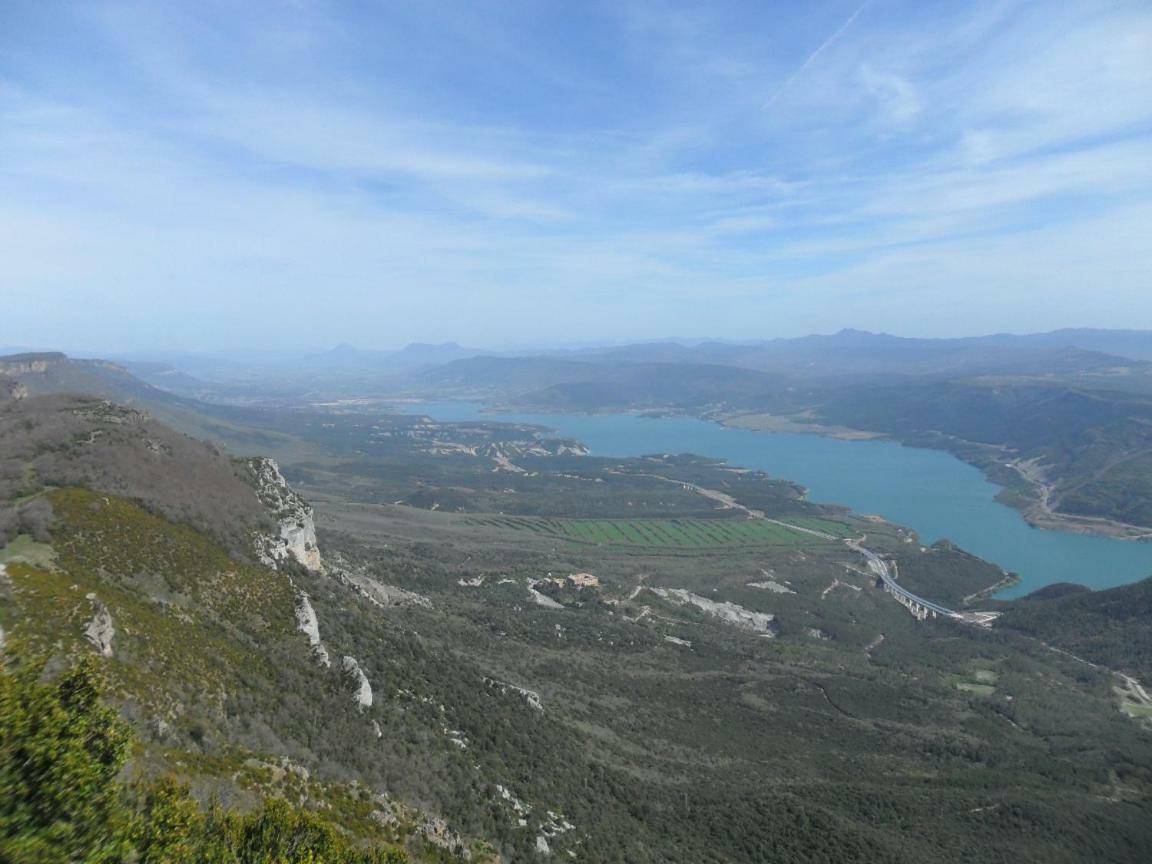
[83,594,115,657]
[748,578,794,594]
[651,588,777,635]
[343,572,432,609]
[342,655,373,710]
[0,352,65,376]
[485,677,544,712]
[0,378,27,402]
[527,579,565,609]
[294,592,331,667]
[249,458,323,572]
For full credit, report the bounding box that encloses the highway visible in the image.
[619,468,984,624]
[763,519,964,620]
[845,539,962,620]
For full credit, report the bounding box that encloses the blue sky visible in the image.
[2,0,1150,351]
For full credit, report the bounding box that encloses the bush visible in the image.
[0,655,410,864]
[0,655,131,862]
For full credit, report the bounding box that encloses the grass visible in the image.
[0,533,57,568]
[1,488,298,718]
[951,665,999,698]
[466,515,845,549]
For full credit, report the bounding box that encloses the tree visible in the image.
[0,655,131,863]
[0,653,412,863]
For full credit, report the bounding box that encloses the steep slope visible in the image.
[0,394,497,862]
[0,350,298,456]
[816,380,1152,531]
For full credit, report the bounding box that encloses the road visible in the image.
[616,468,982,623]
[845,539,961,619]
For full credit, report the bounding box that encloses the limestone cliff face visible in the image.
[249,457,323,573]
[0,352,65,376]
[294,592,331,667]
[341,655,373,710]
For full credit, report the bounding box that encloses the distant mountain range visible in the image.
[545,328,1152,374]
[108,341,487,383]
[53,327,1152,383]
[310,341,483,370]
[401,329,1152,536]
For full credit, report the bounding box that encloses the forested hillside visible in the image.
[1000,578,1152,681]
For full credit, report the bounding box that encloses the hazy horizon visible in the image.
[3,0,1151,351]
[7,324,1152,364]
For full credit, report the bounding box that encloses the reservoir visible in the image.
[403,401,1152,598]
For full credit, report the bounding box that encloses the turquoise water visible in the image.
[402,401,1152,598]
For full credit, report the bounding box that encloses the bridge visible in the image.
[845,540,957,619]
[621,471,997,627]
[841,539,1002,625]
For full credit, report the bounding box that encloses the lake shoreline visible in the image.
[469,399,1152,542]
[712,410,1152,543]
[403,399,1152,597]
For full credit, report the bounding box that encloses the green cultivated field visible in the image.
[468,514,849,548]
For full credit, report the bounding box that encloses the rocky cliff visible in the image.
[249,457,324,572]
[294,591,331,667]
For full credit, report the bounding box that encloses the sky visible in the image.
[2,0,1151,352]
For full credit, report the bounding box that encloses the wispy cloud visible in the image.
[1,0,1150,349]
[762,1,871,110]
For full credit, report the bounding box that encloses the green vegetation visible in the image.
[1,487,296,717]
[314,516,1152,864]
[0,654,409,863]
[891,540,1014,608]
[949,663,1000,697]
[467,514,845,549]
[1000,577,1152,680]
[0,656,131,862]
[1120,699,1152,721]
[0,391,272,555]
[0,487,496,863]
[0,534,55,569]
